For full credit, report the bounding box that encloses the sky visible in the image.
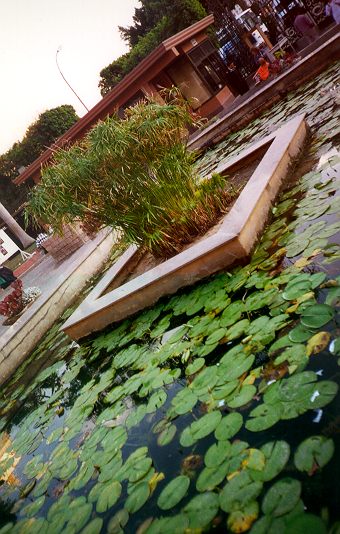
[0,0,140,154]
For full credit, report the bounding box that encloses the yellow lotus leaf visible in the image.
[286,292,315,313]
[148,471,165,494]
[306,332,331,357]
[227,501,259,533]
[294,257,312,269]
[241,448,266,471]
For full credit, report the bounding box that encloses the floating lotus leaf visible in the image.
[227,385,257,408]
[157,424,176,446]
[98,453,123,483]
[204,440,231,468]
[300,304,335,329]
[188,314,217,338]
[220,301,245,327]
[96,480,122,513]
[251,441,290,482]
[171,388,197,415]
[227,501,259,533]
[126,405,147,429]
[69,462,94,491]
[273,344,308,371]
[179,427,196,448]
[183,491,219,529]
[67,499,93,531]
[196,460,230,491]
[294,435,334,473]
[125,481,150,513]
[225,319,250,340]
[205,327,227,345]
[157,475,190,510]
[81,518,103,534]
[246,404,281,432]
[219,471,263,513]
[245,289,277,312]
[20,495,45,518]
[214,412,243,440]
[146,390,167,413]
[189,366,219,394]
[102,426,128,452]
[262,478,301,517]
[106,509,129,534]
[219,347,255,381]
[212,380,239,400]
[288,324,314,343]
[145,514,189,534]
[285,513,327,534]
[190,410,222,440]
[282,280,312,301]
[185,358,205,376]
[306,331,331,356]
[242,448,266,472]
[127,456,153,483]
[23,454,44,479]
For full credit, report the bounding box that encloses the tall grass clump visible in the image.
[26,90,236,257]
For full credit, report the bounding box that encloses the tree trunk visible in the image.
[0,202,35,249]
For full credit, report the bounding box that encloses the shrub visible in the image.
[26,91,235,257]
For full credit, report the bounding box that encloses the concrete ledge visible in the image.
[188,34,339,151]
[62,115,307,340]
[0,230,116,386]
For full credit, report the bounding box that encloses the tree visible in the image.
[0,105,78,215]
[99,0,207,95]
[26,92,234,257]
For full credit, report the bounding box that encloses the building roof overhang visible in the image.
[14,14,214,185]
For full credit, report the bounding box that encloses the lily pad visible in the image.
[96,480,122,513]
[183,492,219,529]
[157,475,190,510]
[125,481,150,513]
[219,471,263,513]
[214,412,243,440]
[294,436,334,473]
[300,304,334,329]
[262,478,301,517]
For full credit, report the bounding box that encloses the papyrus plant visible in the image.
[26,90,234,257]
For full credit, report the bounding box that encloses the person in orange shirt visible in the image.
[253,58,270,83]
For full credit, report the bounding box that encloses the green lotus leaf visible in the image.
[282,280,312,301]
[179,427,196,448]
[46,427,64,445]
[227,385,257,408]
[246,316,270,336]
[225,319,250,340]
[245,289,277,312]
[69,462,95,491]
[294,435,334,473]
[67,500,92,531]
[227,500,259,534]
[157,423,177,446]
[189,366,219,394]
[32,471,52,498]
[196,459,230,492]
[80,518,103,534]
[185,358,205,376]
[146,389,167,413]
[274,344,308,371]
[214,412,243,440]
[219,348,255,381]
[205,327,227,345]
[126,405,147,429]
[219,471,263,513]
[204,440,231,468]
[145,514,189,534]
[127,456,153,483]
[212,380,239,400]
[300,303,335,329]
[251,441,290,482]
[183,492,219,529]
[125,481,150,513]
[107,509,129,534]
[23,454,44,479]
[262,478,301,517]
[190,411,222,440]
[171,388,197,415]
[96,480,122,513]
[188,315,217,338]
[285,513,327,534]
[243,448,266,472]
[220,300,245,327]
[102,426,128,452]
[246,404,281,432]
[157,475,190,510]
[288,324,314,343]
[20,495,45,518]
[98,452,123,483]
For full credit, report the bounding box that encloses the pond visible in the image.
[0,62,339,534]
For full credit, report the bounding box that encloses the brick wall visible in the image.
[43,224,92,263]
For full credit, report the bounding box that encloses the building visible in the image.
[15,14,237,188]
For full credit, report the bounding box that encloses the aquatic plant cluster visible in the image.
[0,63,339,533]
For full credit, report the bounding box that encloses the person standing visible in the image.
[293,9,319,44]
[225,60,249,96]
[325,0,340,24]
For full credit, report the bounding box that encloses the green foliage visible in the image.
[99,0,207,95]
[0,105,78,214]
[26,93,233,256]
